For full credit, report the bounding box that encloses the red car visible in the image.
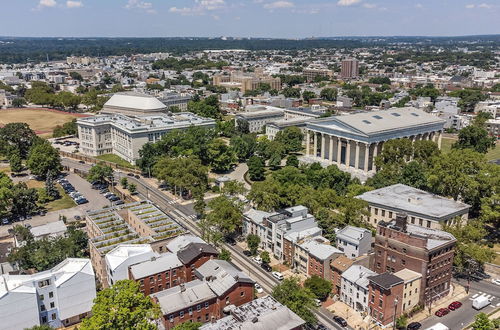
[448,301,462,310]
[435,308,450,317]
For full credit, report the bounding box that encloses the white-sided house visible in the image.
[341,265,377,313]
[0,258,96,329]
[336,225,373,259]
[104,244,158,287]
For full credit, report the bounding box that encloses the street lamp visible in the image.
[393,296,399,330]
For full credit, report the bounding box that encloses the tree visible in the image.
[471,312,493,330]
[221,180,246,196]
[10,182,38,217]
[153,156,208,196]
[286,154,299,167]
[128,183,137,194]
[172,322,203,330]
[282,87,301,98]
[87,162,113,184]
[302,90,317,103]
[9,150,23,174]
[235,119,250,134]
[320,88,337,101]
[0,173,13,217]
[395,315,408,329]
[26,141,61,179]
[80,280,161,330]
[272,277,317,326]
[12,97,26,107]
[69,71,83,81]
[205,196,242,239]
[449,88,488,112]
[0,122,37,158]
[246,234,260,255]
[207,139,237,172]
[44,171,60,200]
[304,275,333,301]
[219,248,231,262]
[24,326,53,330]
[260,251,271,264]
[453,125,495,154]
[274,126,304,153]
[247,156,265,181]
[230,134,257,161]
[120,177,128,188]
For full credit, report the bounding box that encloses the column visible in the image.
[306,130,310,156]
[372,143,379,172]
[321,133,326,159]
[313,132,318,157]
[438,131,443,149]
[354,142,360,170]
[329,136,334,162]
[432,131,438,143]
[345,140,351,168]
[364,143,370,173]
[337,138,342,165]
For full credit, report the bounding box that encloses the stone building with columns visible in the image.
[302,107,445,180]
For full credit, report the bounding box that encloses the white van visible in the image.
[424,323,449,330]
[473,296,491,310]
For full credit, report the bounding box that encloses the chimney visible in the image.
[395,213,408,232]
[180,283,186,292]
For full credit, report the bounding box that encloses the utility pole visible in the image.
[393,296,399,330]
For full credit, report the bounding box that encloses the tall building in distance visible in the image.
[341,58,359,79]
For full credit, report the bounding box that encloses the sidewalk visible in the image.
[410,283,468,323]
[325,300,370,329]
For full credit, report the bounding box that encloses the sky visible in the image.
[0,0,499,38]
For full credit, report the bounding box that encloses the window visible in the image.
[402,248,407,254]
[389,211,393,218]
[169,315,174,323]
[40,294,44,301]
[374,208,378,215]
[205,302,209,309]
[225,297,230,305]
[205,313,209,321]
[376,262,381,268]
[173,270,177,276]
[381,210,385,217]
[51,313,57,320]
[427,220,431,228]
[50,302,55,309]
[180,311,184,318]
[240,291,245,297]
[41,305,46,312]
[197,304,201,312]
[411,217,415,224]
[38,279,50,288]
[189,308,193,315]
[49,292,54,298]
[41,316,47,324]
[379,299,383,308]
[419,218,423,226]
[402,259,406,266]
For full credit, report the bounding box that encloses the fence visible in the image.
[59,151,142,175]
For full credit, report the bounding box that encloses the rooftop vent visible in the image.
[391,112,401,117]
[411,112,420,117]
[362,120,372,124]
[373,115,383,119]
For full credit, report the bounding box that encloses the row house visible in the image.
[331,254,371,296]
[336,225,373,259]
[152,260,254,329]
[340,265,377,314]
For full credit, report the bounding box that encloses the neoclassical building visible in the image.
[303,107,445,179]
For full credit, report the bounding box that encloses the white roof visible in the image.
[336,225,371,245]
[129,253,182,279]
[104,92,167,111]
[341,265,376,290]
[167,235,205,253]
[195,260,253,296]
[104,244,154,272]
[299,237,342,260]
[356,184,470,220]
[30,220,67,238]
[243,209,271,225]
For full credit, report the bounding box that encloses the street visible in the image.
[419,278,500,329]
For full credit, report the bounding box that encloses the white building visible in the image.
[104,244,157,287]
[235,105,284,133]
[30,220,67,241]
[0,258,96,329]
[341,265,377,313]
[77,112,215,164]
[336,226,373,259]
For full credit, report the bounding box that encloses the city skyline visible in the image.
[0,0,499,38]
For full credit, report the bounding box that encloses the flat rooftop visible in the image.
[356,184,470,220]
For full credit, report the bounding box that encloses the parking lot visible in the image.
[0,172,110,237]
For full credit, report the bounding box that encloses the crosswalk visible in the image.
[469,292,500,307]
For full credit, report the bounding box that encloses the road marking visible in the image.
[496,303,500,307]
[472,294,479,298]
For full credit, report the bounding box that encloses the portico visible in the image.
[302,108,445,179]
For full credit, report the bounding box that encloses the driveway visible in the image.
[0,172,111,237]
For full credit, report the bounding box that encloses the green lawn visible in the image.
[441,137,500,161]
[96,154,137,169]
[45,186,76,212]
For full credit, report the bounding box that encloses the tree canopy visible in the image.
[272,277,317,326]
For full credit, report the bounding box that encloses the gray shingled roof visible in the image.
[177,243,218,264]
[368,272,404,290]
[129,253,182,279]
[195,259,254,296]
[151,280,216,314]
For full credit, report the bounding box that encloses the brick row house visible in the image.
[151,260,255,329]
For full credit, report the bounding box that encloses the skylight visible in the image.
[372,115,383,120]
[362,120,372,124]
[391,113,401,117]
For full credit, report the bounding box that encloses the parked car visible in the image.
[448,301,462,310]
[74,215,82,221]
[114,200,125,205]
[225,237,236,246]
[254,283,263,294]
[75,198,88,205]
[472,296,491,310]
[134,175,141,179]
[315,324,328,330]
[314,299,321,307]
[127,173,134,177]
[435,308,449,317]
[109,196,120,202]
[491,278,500,286]
[407,322,421,330]
[261,263,272,272]
[243,250,251,256]
[78,160,85,164]
[1,218,10,225]
[333,316,347,327]
[252,256,262,264]
[272,271,284,281]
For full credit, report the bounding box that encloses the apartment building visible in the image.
[200,295,305,330]
[356,184,470,229]
[152,260,254,329]
[86,200,187,287]
[374,214,456,304]
[303,67,334,82]
[77,112,215,164]
[368,272,404,328]
[105,244,157,287]
[331,255,371,296]
[336,225,373,258]
[212,69,281,93]
[486,118,500,139]
[341,58,359,79]
[158,91,192,112]
[340,265,377,313]
[295,236,342,279]
[0,258,96,329]
[242,206,322,261]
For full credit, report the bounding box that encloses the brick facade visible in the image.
[368,280,404,327]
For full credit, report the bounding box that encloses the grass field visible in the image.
[96,154,137,169]
[441,137,500,161]
[45,187,76,212]
[0,108,82,136]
